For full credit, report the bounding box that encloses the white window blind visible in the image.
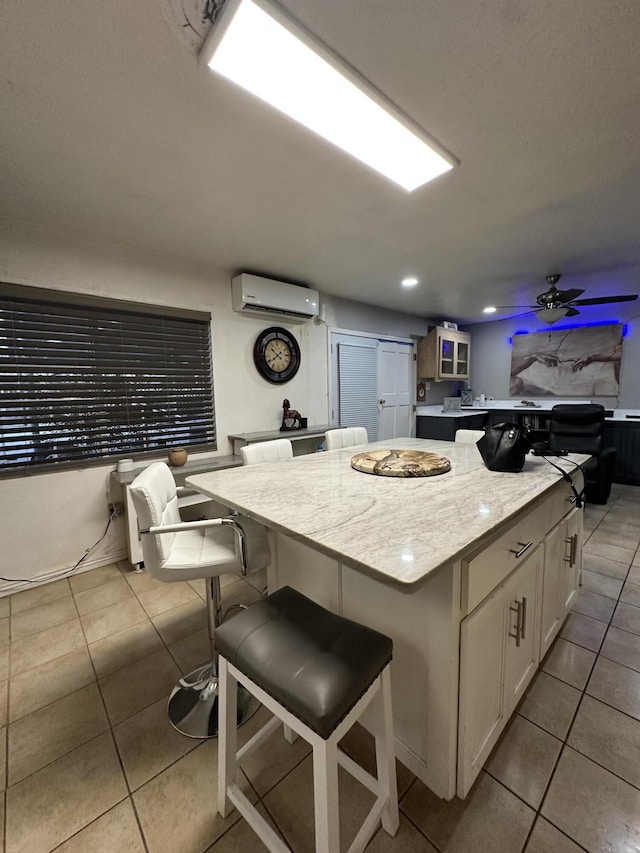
[338,342,378,441]
[0,285,216,473]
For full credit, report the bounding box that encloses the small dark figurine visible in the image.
[280,399,302,431]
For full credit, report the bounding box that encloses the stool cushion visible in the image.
[216,586,393,739]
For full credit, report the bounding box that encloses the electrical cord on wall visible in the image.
[0,510,116,584]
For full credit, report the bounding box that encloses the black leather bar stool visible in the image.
[216,586,399,853]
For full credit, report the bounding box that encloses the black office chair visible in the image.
[548,404,616,504]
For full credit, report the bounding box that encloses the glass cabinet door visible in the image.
[439,337,455,375]
[456,341,469,376]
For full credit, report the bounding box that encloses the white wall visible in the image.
[0,217,431,590]
[468,303,640,409]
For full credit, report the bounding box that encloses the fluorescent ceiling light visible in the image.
[402,277,419,287]
[483,306,497,314]
[201,0,455,191]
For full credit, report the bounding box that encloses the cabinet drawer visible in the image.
[462,500,548,614]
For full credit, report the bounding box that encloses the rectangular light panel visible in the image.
[201,0,455,191]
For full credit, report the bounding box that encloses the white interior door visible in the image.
[377,340,413,440]
[330,332,414,443]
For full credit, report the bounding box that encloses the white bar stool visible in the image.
[216,586,399,853]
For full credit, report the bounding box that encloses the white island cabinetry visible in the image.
[187,438,585,800]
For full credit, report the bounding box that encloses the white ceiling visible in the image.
[2,0,640,323]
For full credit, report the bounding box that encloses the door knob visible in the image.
[379,398,386,404]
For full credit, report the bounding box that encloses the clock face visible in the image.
[253,327,301,384]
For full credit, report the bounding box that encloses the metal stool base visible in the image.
[168,664,260,739]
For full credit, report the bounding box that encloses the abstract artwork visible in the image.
[510,324,622,397]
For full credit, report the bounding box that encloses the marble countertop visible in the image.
[416,401,640,420]
[187,438,587,589]
[415,406,489,418]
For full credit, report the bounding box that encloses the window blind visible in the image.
[0,288,216,472]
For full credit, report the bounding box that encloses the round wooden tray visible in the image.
[351,449,451,478]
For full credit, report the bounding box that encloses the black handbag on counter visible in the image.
[476,423,529,473]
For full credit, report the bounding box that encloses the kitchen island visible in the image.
[188,438,586,799]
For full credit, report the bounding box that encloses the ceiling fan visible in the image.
[491,274,638,325]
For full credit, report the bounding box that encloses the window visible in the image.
[0,284,216,473]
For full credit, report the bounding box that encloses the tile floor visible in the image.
[1,485,640,852]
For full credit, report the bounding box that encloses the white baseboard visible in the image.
[0,547,128,597]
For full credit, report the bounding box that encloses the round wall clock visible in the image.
[253,327,301,384]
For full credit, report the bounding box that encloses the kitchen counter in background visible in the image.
[416,401,640,484]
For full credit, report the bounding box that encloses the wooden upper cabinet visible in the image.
[417,327,471,381]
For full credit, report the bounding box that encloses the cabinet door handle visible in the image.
[564,536,573,564]
[510,541,533,559]
[509,601,522,647]
[571,533,578,567]
[521,596,527,640]
[566,495,577,504]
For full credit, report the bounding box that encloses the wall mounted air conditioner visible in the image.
[231,274,319,323]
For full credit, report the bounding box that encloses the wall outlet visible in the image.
[108,501,124,518]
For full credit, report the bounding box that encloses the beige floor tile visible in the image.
[9,578,71,615]
[485,715,561,809]
[81,596,147,644]
[0,680,7,727]
[589,528,640,551]
[205,802,286,852]
[630,562,640,583]
[541,638,596,691]
[10,596,77,641]
[121,567,165,594]
[524,817,585,853]
[9,646,95,722]
[517,670,581,739]
[113,696,200,790]
[237,706,312,797]
[559,612,607,652]
[133,740,254,853]
[612,601,640,635]
[583,539,635,566]
[0,726,6,791]
[8,683,108,785]
[74,576,134,616]
[568,694,640,788]
[69,563,124,595]
[54,799,145,853]
[244,566,268,594]
[0,616,9,647]
[10,618,85,677]
[582,552,630,580]
[365,814,438,853]
[188,578,206,597]
[586,656,640,721]
[600,625,640,672]
[621,581,640,608]
[338,721,415,800]
[400,772,534,853]
[0,596,9,619]
[151,597,207,645]
[168,626,210,674]
[137,582,198,618]
[5,731,127,853]
[571,589,616,623]
[0,644,8,681]
[542,746,640,852]
[99,647,181,725]
[580,569,624,599]
[263,752,376,852]
[89,619,163,678]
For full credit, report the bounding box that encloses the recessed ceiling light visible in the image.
[483,306,497,314]
[402,277,419,287]
[201,0,456,191]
